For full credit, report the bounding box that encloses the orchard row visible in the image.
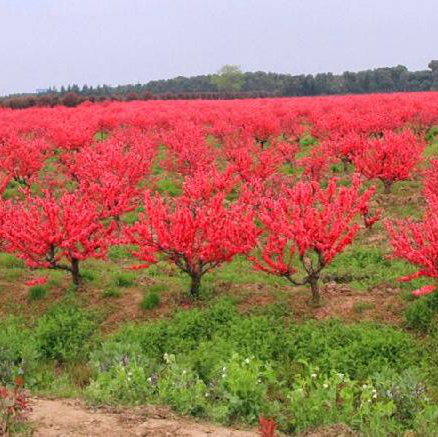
[0,92,438,304]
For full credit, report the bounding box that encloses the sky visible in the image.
[0,0,437,95]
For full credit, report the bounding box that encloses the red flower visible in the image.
[24,276,48,287]
[412,285,436,297]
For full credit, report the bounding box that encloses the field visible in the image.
[1,92,438,435]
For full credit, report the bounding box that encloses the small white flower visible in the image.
[222,373,227,379]
[323,383,329,389]
[362,384,368,390]
[373,394,377,399]
[372,389,377,394]
[337,373,344,380]
[182,370,186,375]
[147,377,152,383]
[205,392,210,397]
[368,399,371,403]
[311,373,317,379]
[222,367,227,372]
[244,358,250,364]
[257,379,261,384]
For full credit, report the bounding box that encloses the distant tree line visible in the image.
[2,61,438,109]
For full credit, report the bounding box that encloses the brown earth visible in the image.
[27,397,359,436]
[29,398,259,437]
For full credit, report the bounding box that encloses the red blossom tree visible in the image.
[160,122,216,176]
[353,130,424,194]
[251,176,375,304]
[325,132,365,171]
[297,145,334,183]
[424,158,438,207]
[223,135,284,183]
[0,131,49,187]
[125,168,259,297]
[61,128,156,219]
[386,203,438,297]
[1,190,114,286]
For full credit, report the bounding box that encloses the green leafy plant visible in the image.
[405,292,438,332]
[157,353,207,416]
[35,300,96,362]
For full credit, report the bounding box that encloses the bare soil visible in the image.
[29,398,259,437]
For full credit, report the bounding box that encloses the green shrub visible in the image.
[87,362,156,405]
[140,292,160,310]
[0,317,38,385]
[284,367,402,435]
[156,353,207,416]
[35,300,96,362]
[405,293,438,332]
[85,300,436,434]
[212,353,276,423]
[28,285,48,301]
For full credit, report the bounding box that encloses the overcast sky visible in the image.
[0,0,436,95]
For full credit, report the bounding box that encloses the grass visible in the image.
[111,271,136,287]
[102,287,122,298]
[28,285,48,301]
[352,301,376,314]
[140,291,160,310]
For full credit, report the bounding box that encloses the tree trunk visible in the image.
[383,180,392,195]
[71,258,81,287]
[309,275,320,306]
[189,274,201,298]
[341,157,349,172]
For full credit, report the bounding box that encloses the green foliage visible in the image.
[285,319,417,379]
[35,300,96,362]
[405,292,438,332]
[156,353,208,416]
[86,300,425,432]
[0,317,37,385]
[87,362,156,405]
[156,178,181,197]
[283,366,437,435]
[211,353,276,423]
[112,271,136,288]
[108,246,130,262]
[28,285,48,301]
[80,269,96,282]
[425,125,438,143]
[140,292,160,310]
[325,247,425,292]
[210,65,244,92]
[0,254,24,269]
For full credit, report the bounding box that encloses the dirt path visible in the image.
[29,398,259,437]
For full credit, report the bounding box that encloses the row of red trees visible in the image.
[0,93,437,303]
